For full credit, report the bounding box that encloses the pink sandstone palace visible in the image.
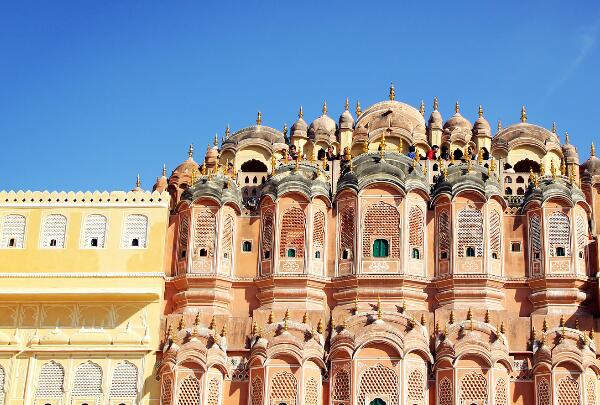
[154,86,600,405]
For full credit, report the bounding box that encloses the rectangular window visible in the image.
[373,239,389,258]
[511,242,521,252]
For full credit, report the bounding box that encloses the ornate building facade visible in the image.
[2,87,600,404]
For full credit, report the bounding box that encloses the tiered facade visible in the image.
[2,87,600,404]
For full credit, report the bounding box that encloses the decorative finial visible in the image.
[552,121,556,134]
[209,316,216,331]
[455,100,459,114]
[252,321,257,335]
[466,308,472,321]
[592,142,596,157]
[256,111,262,125]
[559,314,565,327]
[484,310,490,323]
[560,159,566,176]
[316,319,323,334]
[401,301,407,313]
[477,105,483,118]
[298,106,303,119]
[362,140,369,154]
[345,97,349,111]
[529,168,534,184]
[420,313,426,326]
[177,316,185,331]
[283,123,288,137]
[542,318,548,332]
[220,324,227,337]
[435,320,440,335]
[575,318,580,330]
[193,312,200,327]
[294,156,299,171]
[201,162,207,176]
[284,308,290,322]
[497,120,502,131]
[136,174,141,188]
[354,297,359,314]
[569,165,576,184]
[322,100,327,115]
[162,164,167,177]
[379,131,387,159]
[550,159,557,180]
[225,124,230,139]
[564,130,569,144]
[188,143,194,158]
[214,133,218,147]
[590,328,595,340]
[419,100,425,117]
[477,148,484,165]
[268,311,273,324]
[540,162,545,176]
[302,312,308,324]
[499,321,505,334]
[271,154,276,173]
[377,295,382,320]
[356,100,362,117]
[521,105,527,122]
[389,83,395,101]
[433,96,439,111]
[490,158,496,173]
[449,311,455,324]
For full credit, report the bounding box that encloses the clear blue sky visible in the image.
[1,1,600,191]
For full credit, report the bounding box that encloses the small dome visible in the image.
[583,144,600,175]
[173,144,199,176]
[473,106,491,139]
[428,97,443,128]
[339,98,354,129]
[205,145,219,167]
[444,101,472,131]
[290,107,308,138]
[308,102,337,141]
[561,132,579,161]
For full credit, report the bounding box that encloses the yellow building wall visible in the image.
[0,190,169,405]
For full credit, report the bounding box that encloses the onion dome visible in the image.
[339,97,354,129]
[583,143,600,175]
[308,101,337,141]
[204,142,220,169]
[173,144,199,178]
[428,97,443,129]
[443,101,472,131]
[153,164,168,192]
[353,124,368,143]
[561,130,579,161]
[131,174,142,192]
[290,106,308,139]
[473,105,491,138]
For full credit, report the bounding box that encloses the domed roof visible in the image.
[561,131,579,160]
[290,106,308,137]
[221,112,286,147]
[205,144,219,165]
[339,98,354,130]
[428,97,443,128]
[308,101,337,141]
[444,102,472,131]
[153,165,168,192]
[173,144,199,176]
[473,106,491,136]
[583,144,600,175]
[492,120,561,157]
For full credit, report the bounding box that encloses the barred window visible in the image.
[577,215,587,258]
[1,214,26,248]
[194,209,216,256]
[459,371,487,403]
[357,363,398,405]
[222,213,235,260]
[279,207,306,258]
[206,376,221,405]
[72,362,102,397]
[35,361,64,398]
[457,208,484,258]
[490,210,501,259]
[122,214,148,248]
[261,208,274,260]
[495,378,507,405]
[304,377,319,405]
[332,369,350,401]
[407,369,425,403]
[438,376,452,405]
[530,214,542,261]
[41,214,67,248]
[161,374,173,405]
[109,361,138,398]
[339,205,355,260]
[438,211,450,260]
[409,206,424,260]
[312,211,325,255]
[537,378,550,405]
[178,214,190,259]
[82,214,107,248]
[362,202,400,258]
[548,212,571,257]
[557,376,580,405]
[269,371,297,405]
[0,365,5,404]
[250,377,263,405]
[587,376,597,405]
[178,375,200,405]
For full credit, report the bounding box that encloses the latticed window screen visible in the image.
[362,202,400,258]
[0,365,5,405]
[71,362,102,398]
[161,374,173,405]
[304,377,319,405]
[407,369,425,403]
[457,208,484,257]
[557,376,580,405]
[357,363,398,405]
[530,214,542,259]
[178,214,190,258]
[250,377,263,405]
[178,375,200,405]
[194,209,216,256]
[459,371,487,403]
[332,369,350,401]
[222,214,235,259]
[41,214,67,248]
[495,378,508,405]
[206,377,221,405]
[122,214,148,248]
[312,211,325,252]
[339,205,355,259]
[438,211,450,259]
[35,361,65,398]
[82,214,107,248]
[438,377,452,405]
[489,210,501,258]
[109,361,138,398]
[409,206,424,259]
[269,371,297,405]
[279,207,306,258]
[577,215,587,252]
[548,212,571,257]
[0,214,26,248]
[587,376,597,405]
[261,208,274,259]
[537,378,551,405]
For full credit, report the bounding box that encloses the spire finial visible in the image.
[225,124,230,139]
[497,120,502,131]
[552,121,556,134]
[322,100,327,115]
[478,105,483,118]
[565,131,570,144]
[188,144,194,158]
[377,295,382,320]
[345,97,349,111]
[162,164,167,177]
[283,123,288,137]
[521,105,527,122]
[433,96,439,111]
[466,308,473,321]
[256,111,262,125]
[356,100,362,117]
[592,142,596,157]
[455,100,460,114]
[298,106,303,119]
[136,174,141,188]
[389,83,395,101]
[419,100,425,117]
[214,133,218,147]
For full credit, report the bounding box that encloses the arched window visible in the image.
[261,208,274,260]
[109,361,138,398]
[504,176,513,183]
[459,371,487,404]
[517,187,525,195]
[362,202,400,258]
[1,214,26,248]
[82,214,107,248]
[548,212,571,257]
[0,365,5,405]
[41,214,67,248]
[161,374,173,405]
[438,211,450,260]
[407,369,425,404]
[457,208,483,258]
[586,376,596,405]
[495,378,508,405]
[557,376,580,405]
[490,210,501,260]
[357,364,398,405]
[279,207,305,258]
[72,362,102,399]
[251,377,263,405]
[372,239,389,257]
[242,241,252,252]
[537,378,550,405]
[408,206,424,260]
[287,248,296,257]
[122,214,148,248]
[178,214,190,259]
[304,377,319,405]
[332,369,350,402]
[194,210,216,257]
[178,375,200,405]
[312,211,325,259]
[206,376,221,405]
[35,361,64,399]
[339,205,355,260]
[221,213,235,263]
[577,215,587,259]
[505,187,513,195]
[530,214,542,261]
[438,377,452,405]
[269,371,297,405]
[516,176,525,183]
